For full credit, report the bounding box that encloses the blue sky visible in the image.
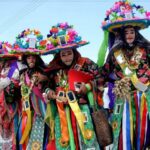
[0,0,150,63]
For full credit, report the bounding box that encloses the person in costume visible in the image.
[0,42,26,150]
[12,29,50,150]
[42,22,112,150]
[97,0,150,149]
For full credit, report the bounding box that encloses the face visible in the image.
[60,48,74,66]
[124,27,136,44]
[26,55,36,68]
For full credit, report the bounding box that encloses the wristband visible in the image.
[45,88,50,95]
[85,83,92,92]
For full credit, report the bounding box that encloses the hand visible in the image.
[47,89,56,100]
[43,93,49,104]
[36,73,48,82]
[32,72,48,85]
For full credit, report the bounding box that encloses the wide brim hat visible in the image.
[101,0,150,32]
[97,0,150,67]
[42,41,89,55]
[103,18,150,32]
[0,42,19,59]
[11,29,46,55]
[41,22,89,55]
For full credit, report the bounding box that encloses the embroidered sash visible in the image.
[114,49,149,92]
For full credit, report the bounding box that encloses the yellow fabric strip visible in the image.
[68,99,86,138]
[130,74,149,92]
[66,91,92,140]
[140,93,145,119]
[20,109,31,144]
[129,99,133,147]
[20,74,33,144]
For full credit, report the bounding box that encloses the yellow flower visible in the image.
[31,141,41,150]
[112,121,118,130]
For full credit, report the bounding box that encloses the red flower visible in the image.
[50,27,58,34]
[40,40,47,46]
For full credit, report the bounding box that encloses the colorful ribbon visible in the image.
[66,91,92,141]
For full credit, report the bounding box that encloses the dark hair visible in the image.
[111,26,150,51]
[20,54,46,76]
[46,48,81,72]
[22,54,45,68]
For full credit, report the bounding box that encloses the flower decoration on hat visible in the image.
[42,22,89,55]
[102,0,150,32]
[12,29,47,55]
[0,41,19,58]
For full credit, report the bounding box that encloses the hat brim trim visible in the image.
[102,18,150,32]
[0,54,19,58]
[41,41,89,55]
[11,48,43,55]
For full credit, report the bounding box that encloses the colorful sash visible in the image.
[111,98,124,150]
[66,91,93,141]
[77,104,100,150]
[27,116,45,150]
[55,107,73,150]
[19,72,35,144]
[114,49,150,149]
[114,49,149,92]
[56,90,69,147]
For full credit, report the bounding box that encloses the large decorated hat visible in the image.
[0,42,19,59]
[42,22,89,55]
[102,0,150,32]
[11,29,47,55]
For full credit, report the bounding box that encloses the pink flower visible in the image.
[106,10,111,16]
[68,29,77,37]
[46,43,54,50]
[114,2,120,9]
[145,11,150,18]
[68,37,74,43]
[59,22,68,29]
